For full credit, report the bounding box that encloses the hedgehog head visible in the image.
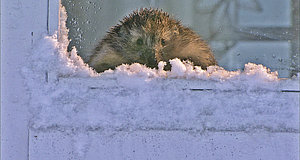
[103,8,183,68]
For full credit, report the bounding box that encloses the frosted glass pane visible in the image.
[238,0,291,27]
[216,41,291,77]
[61,0,299,78]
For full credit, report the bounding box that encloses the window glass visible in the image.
[61,0,299,78]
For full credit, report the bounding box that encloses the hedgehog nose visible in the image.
[140,49,157,67]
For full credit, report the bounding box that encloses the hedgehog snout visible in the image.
[138,48,157,67]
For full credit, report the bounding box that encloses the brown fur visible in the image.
[89,8,217,72]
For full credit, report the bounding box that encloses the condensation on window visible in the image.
[61,0,299,78]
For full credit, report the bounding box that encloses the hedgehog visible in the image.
[88,8,217,73]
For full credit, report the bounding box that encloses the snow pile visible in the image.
[112,58,278,81]
[22,6,299,135]
[23,31,299,133]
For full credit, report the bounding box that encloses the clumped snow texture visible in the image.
[22,6,299,136]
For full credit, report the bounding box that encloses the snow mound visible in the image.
[22,6,299,135]
[108,58,279,81]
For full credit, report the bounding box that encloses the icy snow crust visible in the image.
[23,32,300,134]
[22,6,299,135]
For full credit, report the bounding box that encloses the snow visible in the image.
[18,5,300,160]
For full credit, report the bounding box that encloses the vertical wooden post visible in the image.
[291,0,300,77]
[48,0,60,35]
[1,0,60,159]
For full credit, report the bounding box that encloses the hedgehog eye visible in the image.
[136,38,143,45]
[161,38,166,46]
